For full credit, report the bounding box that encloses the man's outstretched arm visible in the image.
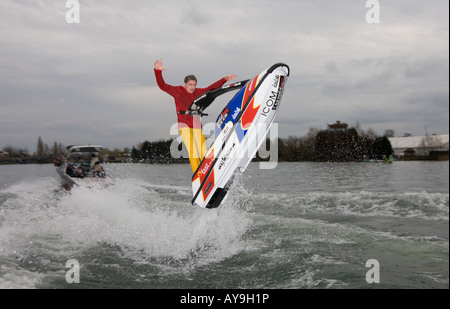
[154,58,177,94]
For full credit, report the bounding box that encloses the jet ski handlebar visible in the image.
[178,110,208,117]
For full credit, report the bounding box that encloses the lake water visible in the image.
[0,161,448,291]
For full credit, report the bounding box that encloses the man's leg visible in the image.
[179,127,206,173]
[192,127,207,164]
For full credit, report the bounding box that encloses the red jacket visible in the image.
[154,69,227,129]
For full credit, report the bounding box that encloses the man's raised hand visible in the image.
[154,58,167,71]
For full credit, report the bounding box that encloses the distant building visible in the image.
[327,121,348,130]
[0,151,9,159]
[389,134,449,158]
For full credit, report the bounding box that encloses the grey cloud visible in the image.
[0,0,448,152]
[180,5,211,25]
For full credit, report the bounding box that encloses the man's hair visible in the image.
[184,75,197,84]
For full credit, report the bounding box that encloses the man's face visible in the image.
[184,80,197,94]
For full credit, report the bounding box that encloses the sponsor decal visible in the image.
[273,76,286,110]
[193,148,215,182]
[204,181,213,195]
[272,75,280,88]
[261,90,279,117]
[218,143,236,170]
[221,122,232,143]
[232,107,241,120]
[191,148,215,200]
[217,107,229,128]
[193,93,207,104]
[200,162,211,176]
[202,171,215,199]
[261,75,286,117]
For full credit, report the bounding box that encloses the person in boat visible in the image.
[91,162,106,178]
[154,58,237,173]
[65,157,77,177]
[75,167,85,178]
[90,154,100,170]
[66,164,76,177]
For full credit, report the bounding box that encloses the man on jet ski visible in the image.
[154,58,237,172]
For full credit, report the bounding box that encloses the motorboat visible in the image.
[54,145,113,190]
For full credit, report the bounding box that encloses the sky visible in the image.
[0,0,448,153]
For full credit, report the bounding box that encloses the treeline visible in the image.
[0,137,63,164]
[130,140,188,164]
[277,127,393,162]
[130,125,394,163]
[0,136,130,164]
[2,124,394,164]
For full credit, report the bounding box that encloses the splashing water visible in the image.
[0,175,252,288]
